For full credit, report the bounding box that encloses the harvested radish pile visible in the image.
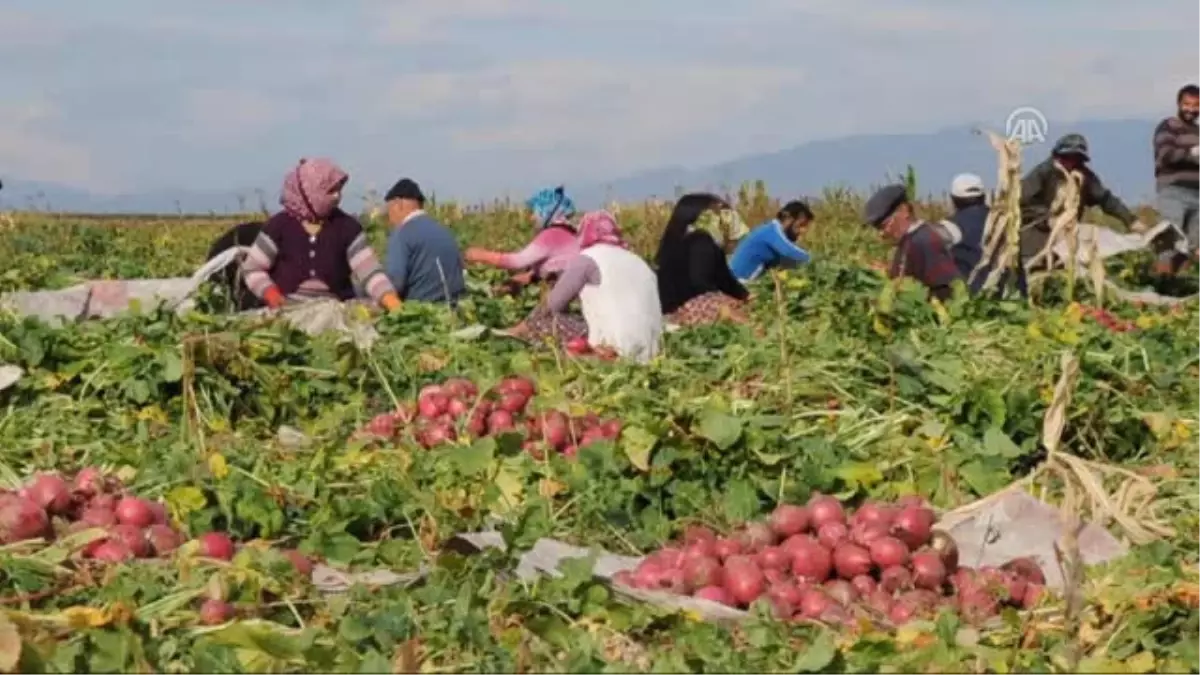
[615,493,1047,627]
[2,469,309,572]
[356,375,622,458]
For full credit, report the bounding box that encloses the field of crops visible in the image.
[0,184,1196,674]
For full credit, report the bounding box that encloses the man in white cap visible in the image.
[947,173,1025,297]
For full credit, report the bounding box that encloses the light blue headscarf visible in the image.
[525,186,577,230]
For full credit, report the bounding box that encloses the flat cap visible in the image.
[385,178,425,204]
[863,184,908,228]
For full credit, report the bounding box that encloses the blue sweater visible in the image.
[728,219,812,281]
[384,212,466,303]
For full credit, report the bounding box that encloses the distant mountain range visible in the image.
[0,118,1166,215]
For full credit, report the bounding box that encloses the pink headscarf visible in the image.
[280,158,348,222]
[576,210,627,249]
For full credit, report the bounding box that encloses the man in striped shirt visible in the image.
[1153,84,1199,267]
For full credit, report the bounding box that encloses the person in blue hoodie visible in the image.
[728,200,814,282]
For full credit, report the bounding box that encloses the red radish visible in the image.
[806,494,846,529]
[115,497,155,528]
[441,378,478,399]
[148,501,168,525]
[852,501,896,529]
[851,522,890,547]
[497,393,529,415]
[712,538,743,560]
[446,398,470,419]
[27,474,71,515]
[73,467,105,496]
[929,529,959,571]
[650,547,684,570]
[1000,571,1028,606]
[851,575,877,596]
[769,504,810,537]
[1001,557,1046,585]
[789,539,833,582]
[681,555,723,590]
[767,581,805,608]
[466,412,488,437]
[756,546,790,571]
[1022,583,1044,608]
[90,539,134,562]
[419,425,454,448]
[910,552,947,590]
[722,563,765,606]
[681,539,717,561]
[889,601,918,625]
[823,579,858,606]
[817,522,849,549]
[879,565,913,593]
[958,589,1000,623]
[109,524,151,558]
[737,522,776,552]
[497,376,536,398]
[657,567,687,593]
[764,568,789,586]
[865,589,893,615]
[418,384,444,400]
[199,599,235,625]
[539,412,570,448]
[486,410,516,434]
[90,494,117,510]
[417,392,449,418]
[565,337,592,355]
[612,570,634,587]
[798,588,834,618]
[196,532,235,561]
[283,549,313,577]
[832,542,872,579]
[869,536,910,568]
[601,419,622,439]
[693,585,734,606]
[0,495,51,544]
[892,505,935,549]
[365,413,396,437]
[682,525,717,545]
[80,507,118,528]
[765,594,795,619]
[780,534,816,556]
[723,554,757,570]
[146,524,181,556]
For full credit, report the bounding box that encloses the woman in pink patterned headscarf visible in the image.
[240,158,401,312]
[505,211,662,363]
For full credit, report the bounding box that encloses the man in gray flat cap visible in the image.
[863,184,963,301]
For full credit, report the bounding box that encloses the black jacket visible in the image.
[1018,158,1135,260]
[656,230,749,314]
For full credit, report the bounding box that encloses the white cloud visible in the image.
[0,8,67,49]
[371,0,565,44]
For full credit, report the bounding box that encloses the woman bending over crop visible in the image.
[241,158,401,312]
[655,193,751,326]
[507,211,662,362]
[464,186,581,286]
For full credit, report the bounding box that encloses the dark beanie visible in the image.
[385,178,425,205]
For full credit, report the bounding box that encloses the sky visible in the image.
[1,0,1196,202]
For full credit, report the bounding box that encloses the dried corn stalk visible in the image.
[1025,164,1085,300]
[970,130,1024,292]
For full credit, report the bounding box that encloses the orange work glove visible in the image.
[263,286,285,309]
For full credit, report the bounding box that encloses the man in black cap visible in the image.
[1018,133,1140,266]
[863,183,963,301]
[383,178,466,304]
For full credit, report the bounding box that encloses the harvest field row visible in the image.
[0,185,1196,673]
